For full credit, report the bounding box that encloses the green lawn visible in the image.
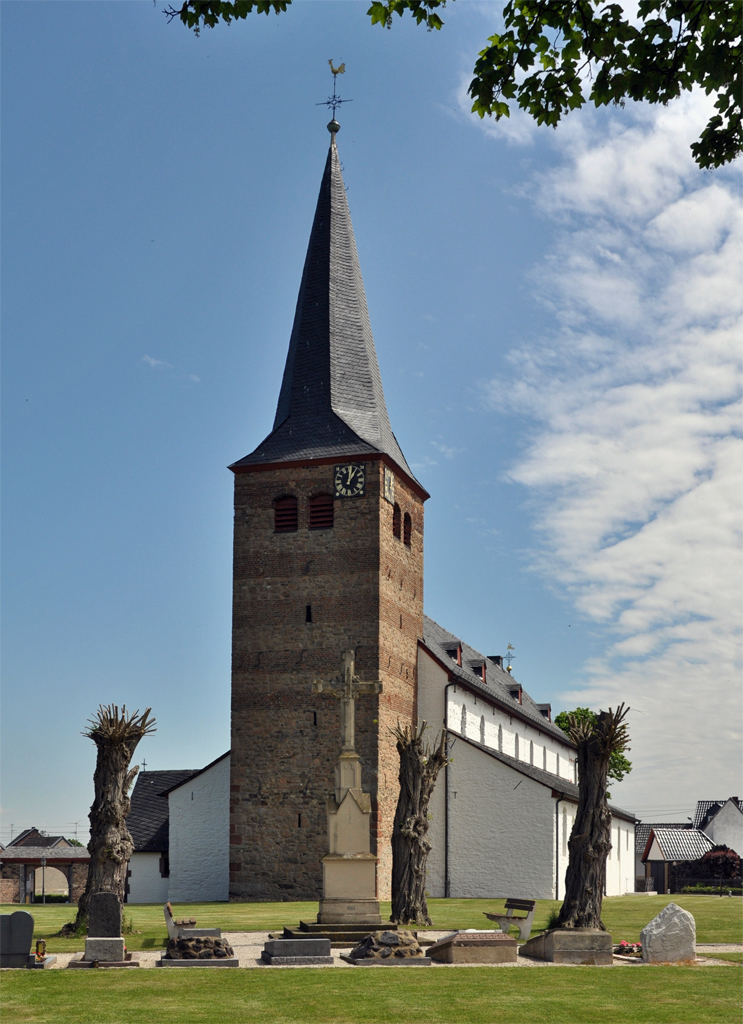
[4,895,741,954]
[3,964,742,1024]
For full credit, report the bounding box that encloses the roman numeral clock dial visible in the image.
[334,462,365,498]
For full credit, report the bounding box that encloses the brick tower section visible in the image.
[229,457,423,900]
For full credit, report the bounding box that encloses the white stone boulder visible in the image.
[640,902,696,963]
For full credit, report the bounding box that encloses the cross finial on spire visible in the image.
[317,60,352,133]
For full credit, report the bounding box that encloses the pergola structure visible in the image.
[0,846,90,904]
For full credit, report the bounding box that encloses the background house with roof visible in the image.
[641,827,715,894]
[693,798,742,855]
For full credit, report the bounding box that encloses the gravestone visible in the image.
[84,892,125,962]
[88,893,121,937]
[0,910,35,968]
[640,902,696,963]
[341,930,432,966]
[262,937,333,966]
[428,930,517,964]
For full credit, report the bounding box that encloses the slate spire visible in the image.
[230,132,417,484]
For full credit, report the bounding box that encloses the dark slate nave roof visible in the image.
[127,770,197,853]
[423,616,571,743]
[230,134,419,487]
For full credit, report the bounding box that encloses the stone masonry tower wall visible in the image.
[227,130,427,901]
[229,458,423,899]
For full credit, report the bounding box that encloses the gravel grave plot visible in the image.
[41,936,743,970]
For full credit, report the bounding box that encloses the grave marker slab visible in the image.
[88,893,121,938]
[0,911,35,968]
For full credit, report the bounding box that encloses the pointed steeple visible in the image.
[231,132,419,487]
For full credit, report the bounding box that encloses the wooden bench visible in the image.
[484,899,537,942]
[163,903,221,942]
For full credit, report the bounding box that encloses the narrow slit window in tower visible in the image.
[392,503,401,539]
[403,512,412,546]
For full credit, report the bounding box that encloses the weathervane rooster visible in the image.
[328,59,345,76]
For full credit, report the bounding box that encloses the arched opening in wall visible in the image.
[393,503,401,539]
[403,512,412,547]
[530,740,534,765]
[514,735,519,760]
[556,753,560,777]
[543,748,547,771]
[309,493,334,529]
[460,703,467,738]
[480,715,485,745]
[274,495,298,533]
[498,724,503,752]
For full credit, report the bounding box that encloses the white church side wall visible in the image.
[168,754,230,902]
[445,740,557,899]
[557,802,635,897]
[127,852,169,904]
[605,817,636,896]
[417,652,449,897]
[444,688,576,783]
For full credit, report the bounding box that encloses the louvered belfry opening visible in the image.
[309,493,334,530]
[392,503,401,539]
[403,512,412,547]
[274,495,298,533]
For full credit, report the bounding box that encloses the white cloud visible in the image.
[484,92,743,813]
[432,440,465,459]
[142,354,171,368]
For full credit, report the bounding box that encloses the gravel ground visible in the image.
[41,934,743,970]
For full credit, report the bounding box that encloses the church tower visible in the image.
[228,125,428,901]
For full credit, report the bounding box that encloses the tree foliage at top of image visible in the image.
[164,0,742,169]
[555,706,632,783]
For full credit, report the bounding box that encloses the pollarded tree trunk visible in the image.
[556,704,630,930]
[71,705,156,931]
[390,722,449,926]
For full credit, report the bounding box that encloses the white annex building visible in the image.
[126,754,229,905]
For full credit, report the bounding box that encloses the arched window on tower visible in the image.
[392,503,401,539]
[480,715,486,745]
[274,495,298,533]
[460,703,467,738]
[403,512,412,547]
[309,493,334,530]
[514,734,519,760]
[498,724,503,752]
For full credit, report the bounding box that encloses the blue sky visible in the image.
[2,1,741,844]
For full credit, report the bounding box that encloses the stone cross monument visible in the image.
[312,650,383,925]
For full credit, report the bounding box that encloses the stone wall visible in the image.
[230,457,423,900]
[0,864,20,903]
[71,863,88,902]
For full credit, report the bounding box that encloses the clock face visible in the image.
[334,462,366,498]
[384,467,395,505]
